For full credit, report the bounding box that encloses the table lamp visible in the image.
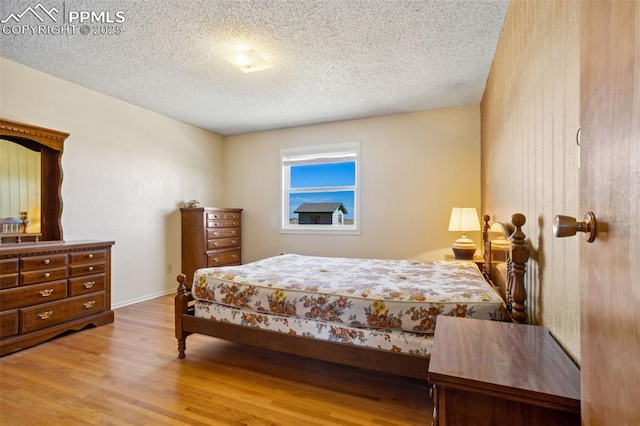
[448,207,481,260]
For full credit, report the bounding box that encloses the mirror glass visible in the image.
[0,138,42,233]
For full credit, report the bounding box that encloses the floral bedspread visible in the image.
[194,301,434,357]
[192,254,506,334]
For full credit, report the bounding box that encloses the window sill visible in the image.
[280,226,360,235]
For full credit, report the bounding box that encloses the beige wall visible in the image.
[0,57,225,307]
[481,1,580,361]
[224,106,481,263]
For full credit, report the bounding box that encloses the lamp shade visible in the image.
[448,207,480,232]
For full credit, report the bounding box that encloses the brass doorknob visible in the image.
[553,212,596,242]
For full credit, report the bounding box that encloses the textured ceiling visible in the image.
[0,0,508,136]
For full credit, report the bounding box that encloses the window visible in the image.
[281,143,359,234]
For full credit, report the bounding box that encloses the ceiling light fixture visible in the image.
[223,49,272,74]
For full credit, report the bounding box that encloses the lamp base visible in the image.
[452,247,476,260]
[452,238,477,260]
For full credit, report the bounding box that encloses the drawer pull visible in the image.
[231,222,238,226]
[44,259,50,265]
[231,231,237,236]
[39,289,54,297]
[213,258,219,263]
[83,281,96,289]
[88,254,94,259]
[44,272,50,278]
[231,240,237,245]
[83,301,96,309]
[232,254,237,259]
[214,242,219,247]
[38,311,53,320]
[88,266,94,272]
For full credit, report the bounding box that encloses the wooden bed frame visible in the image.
[175,213,529,379]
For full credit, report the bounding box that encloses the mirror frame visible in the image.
[0,118,69,241]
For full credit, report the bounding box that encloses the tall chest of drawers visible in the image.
[0,240,115,355]
[181,207,242,284]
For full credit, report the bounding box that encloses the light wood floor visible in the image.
[0,295,432,425]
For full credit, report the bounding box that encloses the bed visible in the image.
[175,213,529,379]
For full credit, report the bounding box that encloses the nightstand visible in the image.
[427,316,580,425]
[444,253,484,270]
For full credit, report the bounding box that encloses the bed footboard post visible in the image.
[510,214,530,324]
[175,273,190,358]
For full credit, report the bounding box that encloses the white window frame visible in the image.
[281,142,360,235]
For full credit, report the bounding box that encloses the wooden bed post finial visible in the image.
[482,215,491,240]
[510,213,529,324]
[177,273,187,295]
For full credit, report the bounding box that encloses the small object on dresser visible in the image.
[183,200,201,208]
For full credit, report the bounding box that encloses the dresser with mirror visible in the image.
[0,119,115,355]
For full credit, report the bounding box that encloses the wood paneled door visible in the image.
[580,1,640,423]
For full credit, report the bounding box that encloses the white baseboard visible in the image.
[112,288,176,309]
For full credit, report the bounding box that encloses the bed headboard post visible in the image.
[482,215,492,280]
[509,213,529,324]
